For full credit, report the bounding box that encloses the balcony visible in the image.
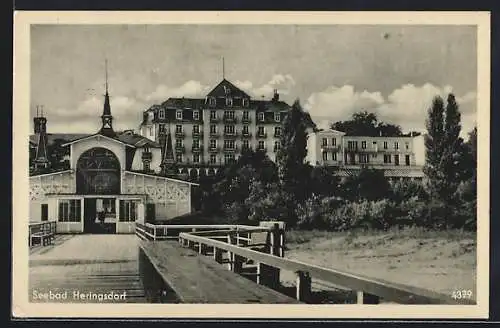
[209,131,220,138]
[241,145,252,152]
[274,132,282,138]
[192,131,203,138]
[257,132,267,138]
[223,145,238,153]
[321,144,342,152]
[223,131,238,138]
[175,131,185,138]
[273,146,281,153]
[241,117,251,124]
[241,132,252,139]
[208,147,220,153]
[191,145,204,153]
[141,152,152,161]
[210,116,220,123]
[175,145,185,153]
[223,116,237,123]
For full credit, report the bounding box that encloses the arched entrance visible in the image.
[76,147,121,233]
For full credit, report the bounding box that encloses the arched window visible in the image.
[76,147,121,195]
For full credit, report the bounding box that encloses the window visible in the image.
[322,152,328,161]
[176,110,183,120]
[58,199,81,222]
[394,155,400,166]
[148,127,153,137]
[383,154,392,164]
[242,140,250,150]
[242,125,249,135]
[242,98,249,107]
[332,138,337,146]
[394,142,399,150]
[258,112,265,122]
[193,110,200,120]
[274,141,280,152]
[41,204,48,221]
[159,124,165,133]
[274,126,281,137]
[258,140,265,150]
[332,152,337,161]
[224,140,235,149]
[159,109,165,119]
[209,97,216,106]
[226,98,233,107]
[210,139,217,149]
[225,153,235,164]
[224,110,235,119]
[119,200,137,222]
[275,113,281,122]
[210,154,217,164]
[258,126,265,136]
[405,155,411,166]
[175,139,183,148]
[322,138,327,146]
[224,125,235,134]
[176,154,183,162]
[361,141,367,149]
[176,124,182,133]
[405,142,409,150]
[193,125,200,134]
[243,111,249,120]
[143,161,150,172]
[193,139,200,148]
[383,141,388,149]
[100,199,116,215]
[193,154,200,163]
[347,141,358,150]
[359,154,369,164]
[210,124,217,134]
[210,110,217,120]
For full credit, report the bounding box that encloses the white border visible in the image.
[12,11,490,319]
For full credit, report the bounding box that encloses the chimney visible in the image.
[272,89,279,102]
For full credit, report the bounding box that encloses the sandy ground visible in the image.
[280,232,476,300]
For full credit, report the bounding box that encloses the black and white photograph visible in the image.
[13,11,489,318]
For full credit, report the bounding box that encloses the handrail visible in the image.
[178,232,474,305]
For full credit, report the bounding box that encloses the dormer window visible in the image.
[242,98,249,107]
[144,144,150,153]
[258,112,265,122]
[176,110,183,120]
[226,97,233,107]
[224,85,231,95]
[193,110,199,120]
[274,113,281,122]
[208,97,216,106]
[158,109,165,119]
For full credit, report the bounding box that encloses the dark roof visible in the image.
[206,79,250,98]
[252,100,290,112]
[29,133,91,146]
[115,130,161,147]
[161,98,206,110]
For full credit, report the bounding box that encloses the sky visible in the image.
[30,24,477,137]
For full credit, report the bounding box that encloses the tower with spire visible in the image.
[33,105,51,171]
[159,125,177,177]
[99,59,116,138]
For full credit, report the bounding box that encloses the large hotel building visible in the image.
[138,78,291,178]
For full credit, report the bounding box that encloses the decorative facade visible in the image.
[306,129,426,182]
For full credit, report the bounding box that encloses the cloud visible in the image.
[305,83,477,137]
[144,80,211,103]
[235,74,296,98]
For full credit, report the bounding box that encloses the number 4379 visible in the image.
[451,290,473,299]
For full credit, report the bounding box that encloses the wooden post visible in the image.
[295,271,312,303]
[232,255,243,274]
[198,242,203,254]
[226,234,234,270]
[356,291,380,304]
[213,247,223,263]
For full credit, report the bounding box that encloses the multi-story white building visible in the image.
[306,129,425,181]
[138,78,297,178]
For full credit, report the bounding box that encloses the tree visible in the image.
[340,167,391,202]
[423,94,464,228]
[331,111,403,137]
[276,99,310,226]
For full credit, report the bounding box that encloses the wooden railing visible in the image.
[135,222,272,243]
[29,221,57,247]
[178,230,475,305]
